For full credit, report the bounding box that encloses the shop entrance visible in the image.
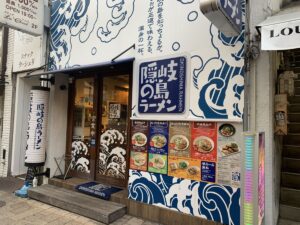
[66,68,131,187]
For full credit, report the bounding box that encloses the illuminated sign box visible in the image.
[200,0,243,36]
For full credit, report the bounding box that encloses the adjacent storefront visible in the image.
[46,1,245,225]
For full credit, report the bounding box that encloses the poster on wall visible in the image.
[148,153,168,174]
[131,120,149,152]
[149,121,169,155]
[201,161,216,183]
[191,122,217,161]
[130,151,148,171]
[168,156,200,181]
[258,132,265,225]
[169,122,191,157]
[217,123,242,188]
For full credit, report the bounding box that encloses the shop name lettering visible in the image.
[270,25,300,38]
[34,104,44,150]
[138,57,186,113]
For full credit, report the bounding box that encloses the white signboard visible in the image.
[261,20,300,50]
[13,31,43,72]
[0,0,44,36]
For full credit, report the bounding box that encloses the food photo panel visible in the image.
[169,122,191,157]
[130,151,148,171]
[148,153,168,174]
[217,123,242,188]
[148,121,169,155]
[131,121,149,152]
[168,156,201,181]
[191,122,217,162]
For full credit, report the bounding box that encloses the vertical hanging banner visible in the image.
[0,0,44,36]
[258,132,265,225]
[25,87,50,166]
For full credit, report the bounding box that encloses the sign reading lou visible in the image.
[0,0,44,36]
[138,56,187,114]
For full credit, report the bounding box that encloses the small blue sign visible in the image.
[219,0,243,33]
[138,56,186,114]
[201,161,216,183]
[149,121,168,155]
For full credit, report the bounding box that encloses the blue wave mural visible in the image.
[128,170,240,225]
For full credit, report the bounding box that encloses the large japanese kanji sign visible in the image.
[134,55,189,120]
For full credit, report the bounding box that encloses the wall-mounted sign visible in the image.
[138,56,187,114]
[13,31,43,72]
[0,0,44,36]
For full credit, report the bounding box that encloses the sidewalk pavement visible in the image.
[0,177,160,225]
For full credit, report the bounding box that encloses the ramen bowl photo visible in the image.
[193,136,214,153]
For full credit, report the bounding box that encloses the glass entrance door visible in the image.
[96,75,130,187]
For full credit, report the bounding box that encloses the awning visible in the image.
[256,1,300,51]
[26,58,135,77]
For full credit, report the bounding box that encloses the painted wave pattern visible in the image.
[99,129,126,179]
[71,141,90,173]
[190,1,245,120]
[97,0,135,43]
[128,170,240,225]
[49,0,135,70]
[49,0,97,70]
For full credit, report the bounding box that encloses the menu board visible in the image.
[169,122,191,157]
[191,122,217,162]
[168,156,200,181]
[201,161,216,182]
[130,151,148,171]
[149,121,169,155]
[131,121,149,152]
[148,153,168,174]
[216,123,242,188]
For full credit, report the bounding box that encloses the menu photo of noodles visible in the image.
[191,122,217,162]
[148,121,169,155]
[130,151,148,171]
[148,153,168,174]
[168,156,201,181]
[169,122,191,157]
[131,120,149,152]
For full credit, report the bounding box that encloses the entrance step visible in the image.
[284,134,300,145]
[283,158,300,173]
[282,172,300,189]
[28,184,126,224]
[283,145,300,159]
[288,104,300,113]
[281,188,300,208]
[280,204,300,222]
[288,113,300,122]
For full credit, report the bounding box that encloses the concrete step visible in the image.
[283,145,300,159]
[284,134,300,145]
[283,158,300,173]
[28,184,126,224]
[288,114,300,123]
[288,123,300,133]
[289,96,300,104]
[281,188,300,208]
[282,172,300,189]
[280,204,300,222]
